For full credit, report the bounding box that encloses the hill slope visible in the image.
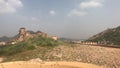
[0,36,60,56]
[87,26,120,45]
[0,34,19,42]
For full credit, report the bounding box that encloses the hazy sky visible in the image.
[0,0,120,39]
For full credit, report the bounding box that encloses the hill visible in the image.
[87,26,120,45]
[0,36,61,56]
[0,28,48,42]
[0,34,120,68]
[0,36,11,42]
[0,27,120,68]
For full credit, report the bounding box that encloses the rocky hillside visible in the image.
[0,28,47,42]
[87,26,120,45]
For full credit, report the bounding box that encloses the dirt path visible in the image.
[0,58,3,62]
[0,61,103,68]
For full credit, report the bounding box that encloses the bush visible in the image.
[27,45,36,50]
[0,36,60,56]
[29,36,59,46]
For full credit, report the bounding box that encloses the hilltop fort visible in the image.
[0,28,57,45]
[18,28,48,41]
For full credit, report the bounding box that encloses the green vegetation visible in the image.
[87,26,120,45]
[28,36,59,47]
[0,36,61,56]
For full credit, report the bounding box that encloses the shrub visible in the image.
[27,44,36,50]
[0,36,60,56]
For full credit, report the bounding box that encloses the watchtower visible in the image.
[18,28,26,41]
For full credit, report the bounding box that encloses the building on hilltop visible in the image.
[18,28,26,41]
[0,28,58,45]
[17,28,48,41]
[51,36,58,40]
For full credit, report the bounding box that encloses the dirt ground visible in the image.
[0,58,3,62]
[0,61,103,68]
[1,44,120,68]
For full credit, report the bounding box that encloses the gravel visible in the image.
[44,44,120,68]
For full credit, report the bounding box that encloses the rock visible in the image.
[0,58,3,62]
[53,53,62,58]
[29,58,43,63]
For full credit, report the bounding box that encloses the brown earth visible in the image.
[1,44,120,68]
[0,61,103,68]
[43,44,120,68]
[0,58,3,62]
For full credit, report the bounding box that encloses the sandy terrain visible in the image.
[1,44,120,68]
[0,61,103,68]
[0,58,3,62]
